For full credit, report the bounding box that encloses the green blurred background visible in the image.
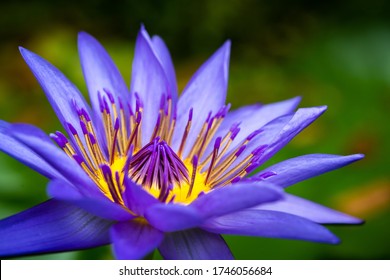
[0,0,389,260]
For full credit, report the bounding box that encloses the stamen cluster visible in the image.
[51,88,269,205]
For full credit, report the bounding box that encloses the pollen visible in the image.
[50,89,267,207]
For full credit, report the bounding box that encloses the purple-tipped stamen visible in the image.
[67,122,78,136]
[235,145,247,157]
[103,88,115,104]
[247,129,262,141]
[258,171,277,180]
[50,131,68,148]
[80,121,88,135]
[73,154,84,165]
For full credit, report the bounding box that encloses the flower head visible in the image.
[0,26,363,260]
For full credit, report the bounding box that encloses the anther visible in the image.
[187,155,198,198]
[103,88,115,104]
[257,171,277,180]
[67,122,78,136]
[50,131,68,148]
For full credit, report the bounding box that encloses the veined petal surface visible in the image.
[48,179,134,221]
[151,35,178,102]
[207,96,301,157]
[0,121,64,180]
[172,41,231,156]
[202,209,340,244]
[255,153,364,188]
[130,27,170,144]
[255,194,363,224]
[159,228,233,260]
[19,47,93,148]
[225,106,327,173]
[145,203,203,232]
[10,124,98,195]
[190,181,283,219]
[78,31,131,113]
[111,220,164,260]
[78,31,131,148]
[122,177,160,216]
[0,199,112,258]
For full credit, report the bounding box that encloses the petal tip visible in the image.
[292,95,302,105]
[19,46,34,60]
[78,31,91,41]
[78,31,99,49]
[329,235,341,245]
[351,218,365,225]
[223,39,231,49]
[355,153,365,160]
[319,105,328,112]
[139,25,151,39]
[221,40,231,58]
[345,153,365,164]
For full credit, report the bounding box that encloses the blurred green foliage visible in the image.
[0,0,389,260]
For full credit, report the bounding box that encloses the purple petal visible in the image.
[151,35,178,102]
[255,153,364,188]
[172,41,231,157]
[0,121,64,180]
[122,177,160,216]
[191,181,283,219]
[205,97,301,158]
[11,124,99,196]
[130,27,170,144]
[48,179,134,221]
[255,194,363,224]
[19,47,93,148]
[259,106,327,163]
[225,97,301,131]
[145,203,202,232]
[78,32,130,108]
[110,220,164,260]
[202,209,340,244]
[78,31,130,147]
[0,199,112,258]
[159,228,233,260]
[225,106,327,173]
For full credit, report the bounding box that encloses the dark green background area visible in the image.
[0,0,389,260]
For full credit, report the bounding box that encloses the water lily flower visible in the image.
[0,26,363,260]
